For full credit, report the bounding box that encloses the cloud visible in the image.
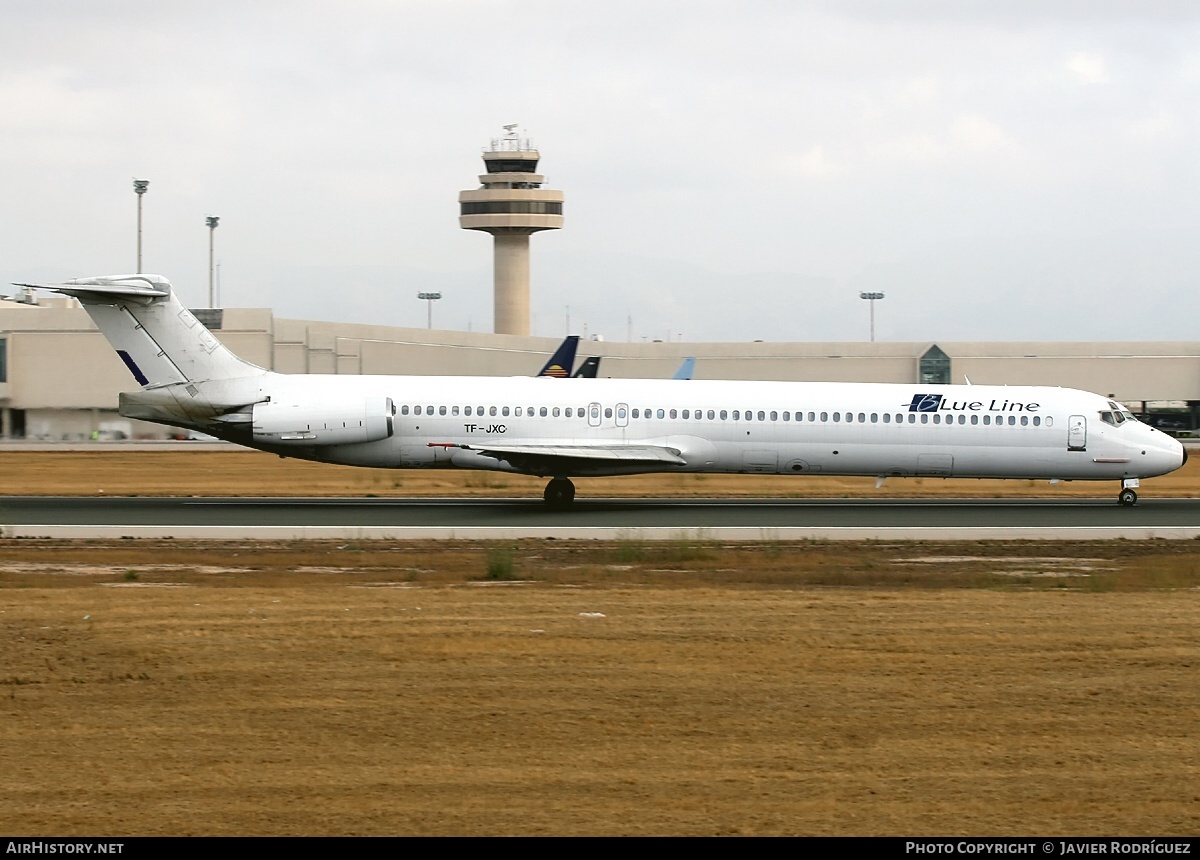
[1064,52,1110,84]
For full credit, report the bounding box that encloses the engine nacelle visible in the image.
[253,396,395,446]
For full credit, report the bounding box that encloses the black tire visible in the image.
[1118,488,1137,507]
[543,478,576,506]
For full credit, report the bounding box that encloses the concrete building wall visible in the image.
[4,299,1200,438]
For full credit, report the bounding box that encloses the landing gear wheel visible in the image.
[1118,488,1137,507]
[543,478,576,507]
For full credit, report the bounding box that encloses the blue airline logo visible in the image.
[909,394,942,412]
[908,393,1041,413]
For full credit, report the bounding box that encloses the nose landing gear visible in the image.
[543,477,576,507]
[1118,487,1137,507]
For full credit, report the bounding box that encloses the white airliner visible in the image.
[19,274,1187,506]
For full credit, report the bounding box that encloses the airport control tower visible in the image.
[459,126,563,336]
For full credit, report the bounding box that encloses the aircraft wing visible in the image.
[434,441,686,469]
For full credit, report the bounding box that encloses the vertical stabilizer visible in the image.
[19,274,264,386]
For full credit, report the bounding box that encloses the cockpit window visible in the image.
[1103,401,1139,425]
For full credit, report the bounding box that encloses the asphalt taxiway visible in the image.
[2,496,1199,540]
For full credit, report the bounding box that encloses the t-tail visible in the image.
[15,274,268,434]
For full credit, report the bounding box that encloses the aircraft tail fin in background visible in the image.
[672,357,696,380]
[537,335,580,378]
[573,356,601,378]
[16,274,265,387]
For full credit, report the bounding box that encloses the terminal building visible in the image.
[3,292,1199,440]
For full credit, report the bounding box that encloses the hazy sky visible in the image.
[4,1,1199,343]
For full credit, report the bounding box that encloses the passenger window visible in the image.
[833,412,841,422]
[669,409,677,419]
[553,407,561,417]
[933,414,940,424]
[720,410,728,420]
[733,410,740,420]
[983,415,991,425]
[708,410,715,420]
[908,415,916,424]
[809,412,817,422]
[401,405,410,415]
[759,411,767,421]
[605,407,613,418]
[883,413,891,424]
[921,415,929,424]
[783,412,790,421]
[845,412,853,423]
[415,405,423,416]
[632,409,639,419]
[770,411,778,421]
[503,406,510,417]
[617,406,627,419]
[1020,416,1028,426]
[871,413,878,423]
[1033,416,1041,426]
[452,406,460,416]
[971,415,978,425]
[858,413,865,423]
[541,407,549,417]
[1008,416,1016,425]
[1046,417,1054,427]
[820,412,828,422]
[656,409,664,419]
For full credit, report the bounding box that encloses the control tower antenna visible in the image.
[459,125,564,336]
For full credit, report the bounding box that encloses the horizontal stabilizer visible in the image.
[14,274,171,299]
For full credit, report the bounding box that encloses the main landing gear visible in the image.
[543,477,576,507]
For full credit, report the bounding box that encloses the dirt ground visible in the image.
[2,538,1199,836]
[1,447,1198,498]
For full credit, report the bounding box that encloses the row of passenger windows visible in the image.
[400,403,1051,428]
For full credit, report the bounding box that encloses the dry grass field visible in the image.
[2,450,1198,835]
[2,538,1199,836]
[1,447,1199,498]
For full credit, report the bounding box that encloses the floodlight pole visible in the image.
[133,179,149,272]
[418,292,442,329]
[206,216,219,308]
[859,291,885,342]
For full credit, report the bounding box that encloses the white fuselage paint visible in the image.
[245,373,1185,482]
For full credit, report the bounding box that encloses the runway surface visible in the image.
[2,496,1199,540]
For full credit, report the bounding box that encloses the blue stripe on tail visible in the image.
[116,349,149,386]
